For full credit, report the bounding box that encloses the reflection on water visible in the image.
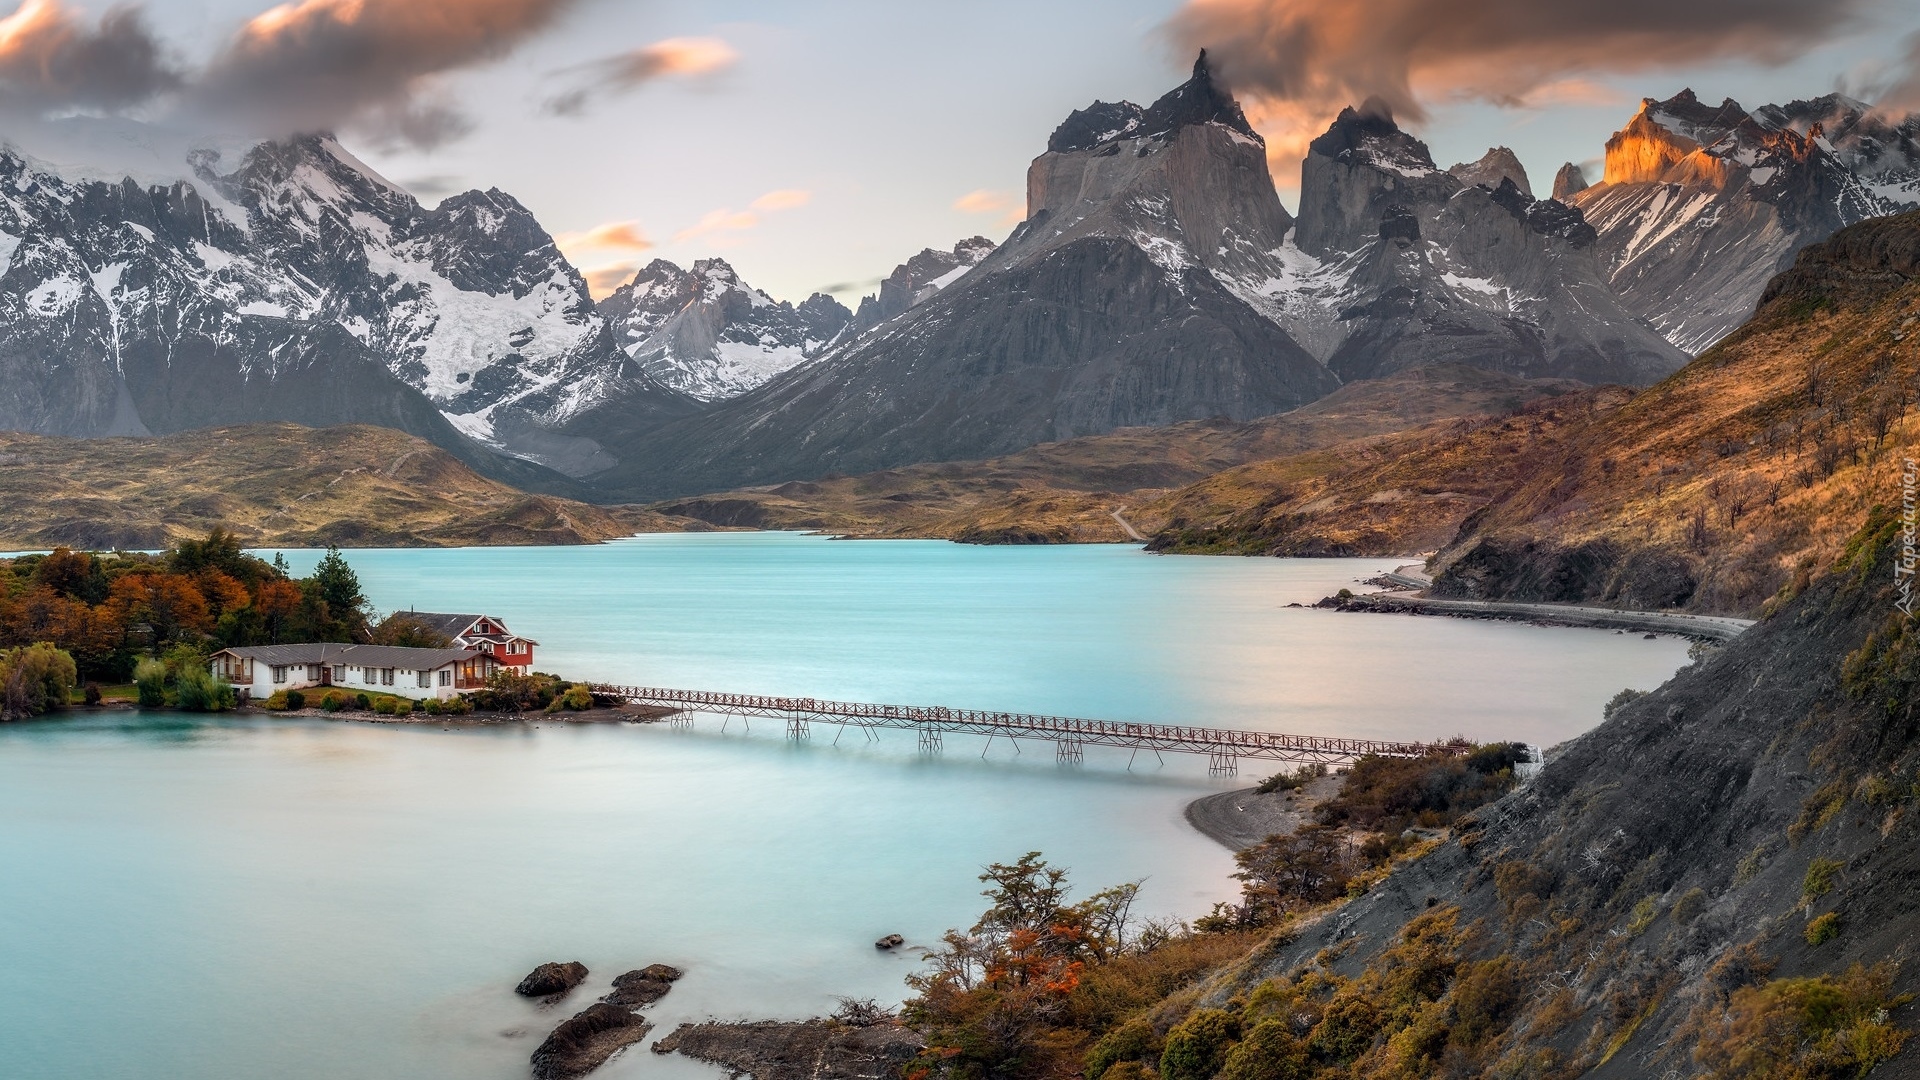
[0,537,1692,1080]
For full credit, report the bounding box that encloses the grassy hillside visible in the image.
[0,423,698,550]
[648,365,1579,543]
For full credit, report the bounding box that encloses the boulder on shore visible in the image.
[603,964,683,1008]
[516,961,589,1000]
[531,1002,652,1080]
[874,934,904,950]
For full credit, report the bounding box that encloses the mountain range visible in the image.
[0,59,1916,507]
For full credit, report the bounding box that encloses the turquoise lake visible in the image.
[0,535,1694,1079]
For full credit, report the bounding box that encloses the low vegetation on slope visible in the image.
[900,508,1920,1080]
[648,366,1578,543]
[0,423,697,550]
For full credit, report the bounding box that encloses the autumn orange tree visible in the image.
[0,530,376,679]
[905,853,1142,1080]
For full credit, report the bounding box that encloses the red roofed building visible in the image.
[407,612,538,673]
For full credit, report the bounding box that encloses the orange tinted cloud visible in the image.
[582,260,641,298]
[0,0,177,111]
[555,220,654,253]
[673,208,759,244]
[544,35,736,115]
[952,189,1024,225]
[1168,0,1874,154]
[197,0,574,145]
[750,188,811,211]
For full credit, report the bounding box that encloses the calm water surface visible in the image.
[1,536,1692,1080]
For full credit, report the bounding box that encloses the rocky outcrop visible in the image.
[1569,88,1920,353]
[1551,162,1589,200]
[597,259,852,401]
[516,961,590,1000]
[651,1019,924,1080]
[850,238,994,332]
[1292,103,1688,385]
[601,964,682,1008]
[530,1003,652,1080]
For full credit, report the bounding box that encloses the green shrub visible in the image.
[1256,762,1327,794]
[422,698,441,715]
[1671,887,1708,925]
[561,683,593,710]
[1805,911,1842,946]
[173,667,237,712]
[264,690,291,710]
[391,697,412,716]
[1306,995,1379,1067]
[82,682,101,706]
[1161,1009,1239,1080]
[1694,964,1909,1079]
[1603,687,1648,719]
[0,642,78,721]
[1218,1019,1306,1080]
[1627,895,1661,935]
[133,658,168,707]
[1084,1017,1156,1080]
[1804,858,1844,902]
[442,695,471,715]
[284,689,305,711]
[320,695,340,712]
[373,696,395,715]
[354,693,371,710]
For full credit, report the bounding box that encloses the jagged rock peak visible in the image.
[1309,97,1439,175]
[1046,49,1259,153]
[1552,162,1590,200]
[1449,147,1532,198]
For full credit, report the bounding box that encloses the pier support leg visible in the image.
[1207,751,1238,777]
[918,728,943,755]
[1057,738,1083,766]
[787,715,809,740]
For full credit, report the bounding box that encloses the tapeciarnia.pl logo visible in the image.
[1901,456,1918,618]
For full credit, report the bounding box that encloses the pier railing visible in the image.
[589,684,1472,775]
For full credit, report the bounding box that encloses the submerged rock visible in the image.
[602,964,683,1008]
[530,1002,652,1080]
[652,1019,924,1080]
[516,961,589,1000]
[873,934,904,950]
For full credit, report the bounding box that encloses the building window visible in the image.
[416,670,430,689]
[438,669,451,687]
[271,665,287,684]
[382,668,395,686]
[331,666,344,683]
[307,664,321,681]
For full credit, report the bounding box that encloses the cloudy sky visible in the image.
[5,0,1920,305]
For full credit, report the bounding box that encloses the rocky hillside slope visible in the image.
[1203,509,1920,1077]
[1425,209,1920,615]
[0,424,690,550]
[1568,90,1920,353]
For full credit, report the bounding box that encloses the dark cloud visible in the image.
[1167,0,1878,127]
[542,36,735,116]
[0,0,179,112]
[0,0,577,148]
[188,0,575,141]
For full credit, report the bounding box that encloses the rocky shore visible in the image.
[652,1018,924,1080]
[1182,771,1343,851]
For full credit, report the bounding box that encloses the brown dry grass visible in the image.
[0,422,699,549]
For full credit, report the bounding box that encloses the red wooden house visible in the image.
[407,612,539,673]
